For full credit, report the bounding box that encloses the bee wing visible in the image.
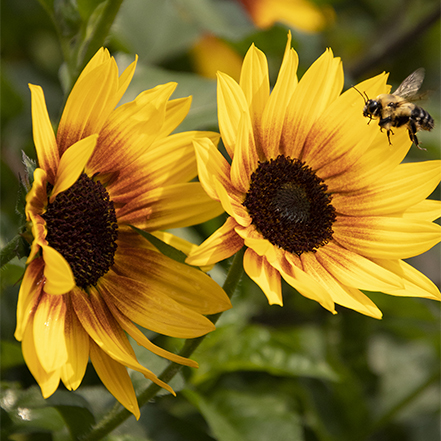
[393,68,425,98]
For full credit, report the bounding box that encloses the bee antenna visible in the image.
[352,85,368,103]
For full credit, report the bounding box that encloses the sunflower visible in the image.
[186,34,441,318]
[15,48,231,419]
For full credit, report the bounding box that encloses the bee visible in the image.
[356,68,434,149]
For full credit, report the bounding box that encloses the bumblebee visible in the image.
[358,68,434,149]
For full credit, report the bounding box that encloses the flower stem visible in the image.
[74,0,125,85]
[79,248,245,441]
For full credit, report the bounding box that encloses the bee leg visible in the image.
[409,131,426,151]
[379,117,393,144]
[408,121,426,151]
[386,129,394,145]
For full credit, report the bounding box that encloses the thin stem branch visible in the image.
[79,248,245,441]
[348,4,441,79]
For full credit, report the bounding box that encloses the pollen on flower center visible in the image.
[42,173,118,289]
[243,155,336,256]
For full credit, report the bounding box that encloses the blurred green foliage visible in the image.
[1,0,440,440]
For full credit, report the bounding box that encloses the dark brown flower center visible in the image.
[243,155,336,256]
[42,173,118,289]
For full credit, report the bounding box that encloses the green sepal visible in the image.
[21,151,37,190]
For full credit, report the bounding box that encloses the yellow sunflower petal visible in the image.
[50,134,98,202]
[186,217,244,267]
[41,245,75,295]
[371,258,441,300]
[275,252,336,313]
[231,110,259,193]
[403,199,441,221]
[301,74,388,174]
[60,297,89,391]
[25,168,48,221]
[281,49,342,159]
[89,340,140,420]
[150,230,199,257]
[76,47,110,77]
[324,127,410,193]
[315,241,403,291]
[236,224,277,262]
[240,43,270,127]
[105,299,199,368]
[72,288,175,396]
[214,179,250,227]
[15,258,45,341]
[115,55,138,105]
[57,54,118,154]
[217,71,250,159]
[260,33,299,159]
[338,287,383,318]
[301,252,382,318]
[29,84,59,183]
[334,216,441,259]
[117,182,224,230]
[87,83,176,175]
[33,292,68,372]
[113,245,232,315]
[150,231,214,272]
[243,248,283,305]
[332,161,441,216]
[22,316,60,398]
[27,213,47,264]
[109,130,210,203]
[76,49,136,108]
[159,96,192,139]
[193,137,234,201]
[98,272,216,338]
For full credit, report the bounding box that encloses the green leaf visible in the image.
[1,408,14,439]
[170,0,253,40]
[185,388,304,441]
[191,324,338,384]
[6,398,65,434]
[299,376,371,441]
[129,226,188,264]
[46,391,96,440]
[1,384,97,439]
[53,406,95,439]
[0,340,24,370]
[113,0,200,64]
[118,404,215,441]
[185,390,243,441]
